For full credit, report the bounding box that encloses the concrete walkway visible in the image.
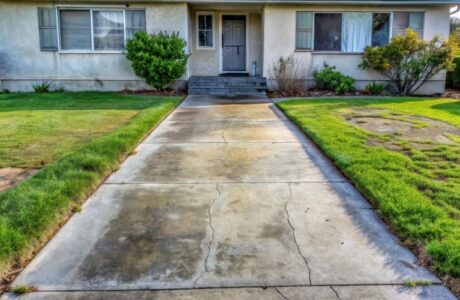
[7,96,455,299]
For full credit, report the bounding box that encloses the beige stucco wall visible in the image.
[0,1,189,91]
[189,5,264,76]
[0,2,452,93]
[263,4,452,94]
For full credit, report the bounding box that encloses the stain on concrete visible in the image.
[77,187,210,283]
[214,242,258,276]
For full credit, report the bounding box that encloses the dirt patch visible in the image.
[366,138,406,152]
[0,168,37,192]
[347,110,460,146]
[267,89,371,98]
[350,117,413,135]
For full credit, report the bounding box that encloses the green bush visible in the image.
[32,81,53,93]
[366,82,386,95]
[126,31,188,91]
[313,64,355,95]
[446,57,460,89]
[360,29,456,95]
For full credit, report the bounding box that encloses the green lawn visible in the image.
[277,97,460,279]
[0,92,180,168]
[0,92,182,274]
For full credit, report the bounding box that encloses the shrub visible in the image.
[360,29,456,95]
[446,57,460,89]
[366,82,386,95]
[126,31,188,91]
[313,64,355,95]
[269,55,306,94]
[32,81,53,93]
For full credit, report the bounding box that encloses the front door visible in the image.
[222,16,246,72]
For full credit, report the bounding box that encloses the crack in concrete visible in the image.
[273,287,289,300]
[193,184,220,287]
[285,183,312,285]
[330,286,342,300]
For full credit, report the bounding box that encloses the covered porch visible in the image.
[188,4,264,77]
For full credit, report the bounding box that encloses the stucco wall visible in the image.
[0,1,189,92]
[189,6,263,76]
[263,4,452,94]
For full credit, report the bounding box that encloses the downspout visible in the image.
[451,5,460,15]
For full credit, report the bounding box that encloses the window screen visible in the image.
[296,12,313,50]
[38,8,58,51]
[314,13,342,51]
[198,14,213,48]
[126,10,146,40]
[372,13,391,46]
[93,11,124,50]
[60,10,92,50]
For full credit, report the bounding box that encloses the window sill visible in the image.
[58,50,125,54]
[295,50,365,55]
[196,47,215,51]
[312,51,364,55]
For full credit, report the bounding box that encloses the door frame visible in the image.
[219,13,249,74]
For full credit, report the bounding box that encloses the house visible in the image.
[0,0,457,94]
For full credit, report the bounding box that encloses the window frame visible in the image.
[56,7,146,54]
[38,7,59,51]
[196,11,215,50]
[295,11,397,54]
[295,12,313,51]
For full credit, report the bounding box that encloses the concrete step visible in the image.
[188,76,268,96]
[189,88,267,96]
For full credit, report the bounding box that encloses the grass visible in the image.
[0,92,182,274]
[405,280,433,287]
[0,92,179,168]
[276,97,460,279]
[11,284,35,294]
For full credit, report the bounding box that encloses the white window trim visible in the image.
[196,11,215,50]
[56,7,146,54]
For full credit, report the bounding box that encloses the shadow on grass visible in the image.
[280,97,437,109]
[432,101,460,116]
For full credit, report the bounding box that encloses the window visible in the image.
[60,10,92,50]
[295,11,393,52]
[197,13,214,49]
[372,13,391,46]
[38,8,58,50]
[296,12,313,50]
[93,11,124,50]
[49,9,145,52]
[342,12,372,52]
[314,13,342,51]
[393,12,424,38]
[126,10,146,40]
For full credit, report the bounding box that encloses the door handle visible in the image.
[237,46,239,55]
[222,35,224,48]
